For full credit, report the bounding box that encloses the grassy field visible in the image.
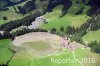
[0,39,13,65]
[41,14,90,30]
[0,0,49,25]
[82,29,100,43]
[40,4,90,32]
[68,3,91,15]
[43,5,63,20]
[74,48,100,66]
[9,46,100,66]
[0,2,90,27]
[9,51,81,66]
[31,52,80,66]
[0,19,8,25]
[0,2,25,24]
[41,5,67,31]
[23,41,51,51]
[84,49,100,66]
[9,51,32,66]
[1,38,97,66]
[9,36,82,66]
[41,15,71,31]
[68,3,83,15]
[68,14,90,28]
[0,1,36,25]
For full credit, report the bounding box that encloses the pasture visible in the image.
[40,5,90,32]
[0,1,36,25]
[82,29,100,43]
[0,39,13,64]
[0,33,99,66]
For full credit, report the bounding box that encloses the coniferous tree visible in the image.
[60,26,64,32]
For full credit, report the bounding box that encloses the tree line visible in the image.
[50,14,100,43]
[0,11,42,31]
[12,28,48,36]
[88,41,100,53]
[0,31,14,40]
[0,11,42,40]
[0,64,8,66]
[17,0,36,14]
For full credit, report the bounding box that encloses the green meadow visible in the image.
[75,48,100,66]
[0,19,8,25]
[0,1,100,66]
[82,29,100,43]
[0,39,13,64]
[9,51,81,66]
[9,47,100,66]
[0,1,36,25]
[0,39,99,66]
[9,51,32,66]
[40,4,90,32]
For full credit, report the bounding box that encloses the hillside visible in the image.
[0,0,100,66]
[0,0,90,25]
